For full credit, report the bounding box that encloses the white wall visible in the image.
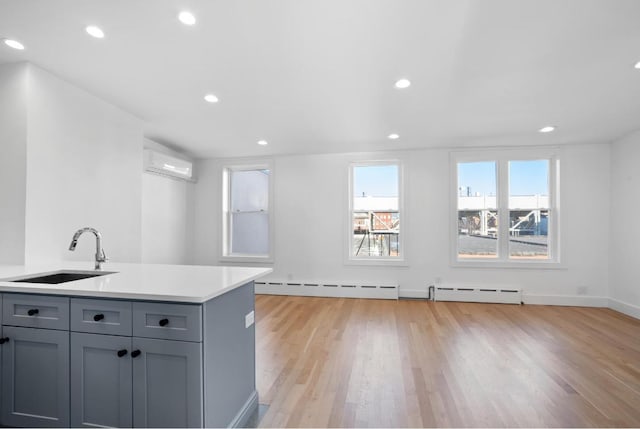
[0,63,145,265]
[0,62,624,310]
[0,63,28,264]
[609,130,640,317]
[141,139,195,264]
[192,157,223,265]
[0,63,195,267]
[192,143,611,303]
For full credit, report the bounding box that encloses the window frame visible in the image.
[346,160,406,266]
[221,161,274,264]
[450,148,562,268]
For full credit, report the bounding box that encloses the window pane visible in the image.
[228,168,270,257]
[352,165,399,257]
[231,212,269,255]
[353,231,399,257]
[457,162,498,258]
[509,160,549,259]
[230,170,269,212]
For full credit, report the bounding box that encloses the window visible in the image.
[349,162,403,262]
[222,165,272,261]
[457,161,498,258]
[508,160,550,259]
[454,152,558,265]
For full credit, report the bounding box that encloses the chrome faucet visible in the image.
[68,227,108,270]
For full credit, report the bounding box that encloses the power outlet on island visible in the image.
[245,310,255,328]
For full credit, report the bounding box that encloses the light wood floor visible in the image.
[254,295,640,428]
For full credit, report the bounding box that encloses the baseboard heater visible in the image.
[254,281,398,300]
[434,285,522,304]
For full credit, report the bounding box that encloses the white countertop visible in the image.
[0,262,272,303]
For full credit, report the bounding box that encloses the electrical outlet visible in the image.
[577,286,588,295]
[434,277,442,285]
[245,310,255,328]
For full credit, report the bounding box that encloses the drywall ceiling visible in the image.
[1,0,639,158]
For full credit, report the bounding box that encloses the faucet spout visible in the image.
[68,227,108,270]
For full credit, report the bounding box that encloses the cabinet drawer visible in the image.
[71,299,132,336]
[133,302,202,342]
[2,293,69,330]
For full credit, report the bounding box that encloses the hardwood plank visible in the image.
[255,296,640,427]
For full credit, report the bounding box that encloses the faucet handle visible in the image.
[97,249,108,263]
[95,250,108,271]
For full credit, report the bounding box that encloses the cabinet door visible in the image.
[1,326,69,427]
[0,324,3,418]
[132,337,203,428]
[1,295,3,417]
[70,332,133,428]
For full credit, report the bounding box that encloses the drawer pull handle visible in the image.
[131,349,141,358]
[0,337,9,344]
[159,318,169,327]
[117,349,128,358]
[93,314,105,322]
[27,308,39,316]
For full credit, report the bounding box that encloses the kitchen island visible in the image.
[0,262,271,428]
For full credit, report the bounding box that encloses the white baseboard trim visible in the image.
[400,293,610,308]
[522,294,608,307]
[398,288,429,299]
[255,281,398,300]
[256,284,639,319]
[608,298,640,320]
[228,390,258,428]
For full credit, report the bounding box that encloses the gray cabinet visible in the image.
[1,326,69,427]
[132,337,203,428]
[2,294,69,330]
[70,299,204,428]
[0,282,256,428]
[70,332,132,428]
[71,298,132,336]
[0,294,3,415]
[70,332,203,429]
[133,302,202,342]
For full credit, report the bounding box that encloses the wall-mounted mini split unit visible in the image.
[144,149,195,182]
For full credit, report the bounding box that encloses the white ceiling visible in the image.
[1,0,640,158]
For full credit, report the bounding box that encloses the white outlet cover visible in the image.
[245,310,255,328]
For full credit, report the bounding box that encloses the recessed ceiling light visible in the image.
[204,94,219,103]
[388,133,400,140]
[394,79,411,89]
[85,26,105,39]
[257,140,268,146]
[634,61,640,69]
[178,11,196,26]
[539,126,556,133]
[3,39,25,50]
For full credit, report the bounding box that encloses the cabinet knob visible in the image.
[131,349,141,358]
[93,313,105,322]
[117,349,128,357]
[159,318,169,327]
[27,308,39,316]
[0,337,9,344]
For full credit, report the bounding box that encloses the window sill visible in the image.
[220,255,274,265]
[345,258,409,267]
[452,259,566,270]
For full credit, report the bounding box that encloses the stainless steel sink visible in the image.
[4,270,116,284]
